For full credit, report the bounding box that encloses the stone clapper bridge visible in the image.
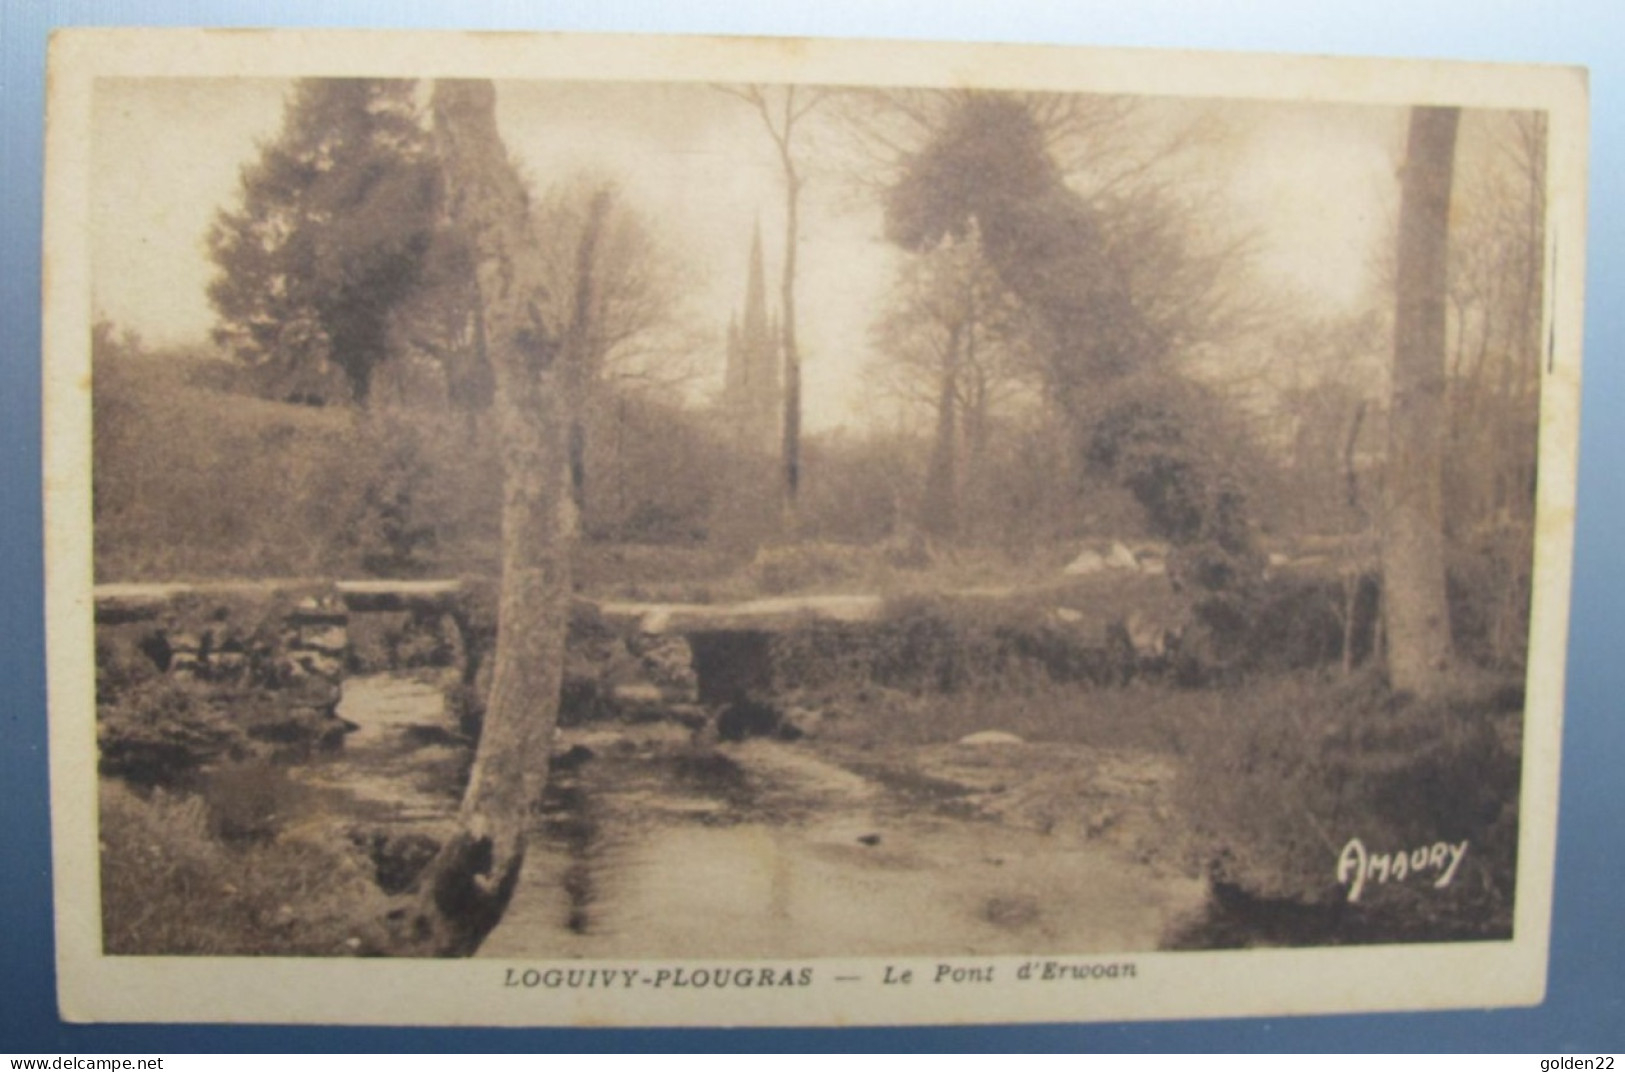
[94,575,1174,724]
[92,579,1036,734]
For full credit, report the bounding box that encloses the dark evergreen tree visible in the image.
[206,79,438,404]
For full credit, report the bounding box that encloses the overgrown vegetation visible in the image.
[100,774,391,956]
[95,590,403,955]
[1166,670,1522,945]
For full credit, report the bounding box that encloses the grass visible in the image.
[780,616,1522,947]
[99,773,394,956]
[1165,668,1522,941]
[94,346,503,582]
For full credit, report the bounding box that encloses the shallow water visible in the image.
[308,674,1207,958]
[298,674,464,827]
[481,734,1207,960]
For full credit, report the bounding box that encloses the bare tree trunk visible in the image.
[1382,106,1459,697]
[778,132,803,533]
[1341,400,1369,676]
[716,85,829,539]
[564,188,614,522]
[406,80,576,956]
[921,322,961,540]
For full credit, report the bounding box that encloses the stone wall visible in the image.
[95,583,476,781]
[98,588,351,713]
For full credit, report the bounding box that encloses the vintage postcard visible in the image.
[43,29,1587,1027]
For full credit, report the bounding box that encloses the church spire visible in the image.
[741,219,770,362]
[724,312,743,399]
[722,220,780,452]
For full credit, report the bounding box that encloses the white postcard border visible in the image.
[43,27,1589,1028]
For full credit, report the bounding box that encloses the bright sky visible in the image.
[91,77,1408,432]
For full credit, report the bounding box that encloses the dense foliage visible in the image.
[207,80,439,404]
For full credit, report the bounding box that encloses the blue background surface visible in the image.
[3,0,1620,1052]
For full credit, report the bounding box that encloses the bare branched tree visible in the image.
[868,225,1040,538]
[531,178,703,393]
[715,84,833,532]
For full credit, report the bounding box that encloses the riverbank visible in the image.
[97,661,1521,957]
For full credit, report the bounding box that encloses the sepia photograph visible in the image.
[42,28,1587,1027]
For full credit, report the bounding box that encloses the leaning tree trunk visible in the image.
[406,80,576,956]
[1382,106,1460,698]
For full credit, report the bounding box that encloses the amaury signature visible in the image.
[1336,837,1469,903]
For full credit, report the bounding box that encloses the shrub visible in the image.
[769,594,1129,698]
[347,413,440,577]
[1447,533,1535,672]
[1172,570,1365,684]
[99,778,390,956]
[97,678,248,786]
[1173,670,1521,942]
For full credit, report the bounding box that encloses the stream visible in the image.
[314,673,1211,959]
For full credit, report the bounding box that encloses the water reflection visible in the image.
[310,675,1206,958]
[481,736,1207,960]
